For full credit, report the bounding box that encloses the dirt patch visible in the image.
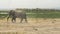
[0,18,60,34]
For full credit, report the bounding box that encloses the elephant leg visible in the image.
[12,17,16,23]
[7,16,10,22]
[12,18,14,23]
[25,18,27,23]
[20,18,23,23]
[14,18,16,22]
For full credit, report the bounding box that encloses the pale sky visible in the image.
[0,0,60,9]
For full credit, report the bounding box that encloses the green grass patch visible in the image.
[0,12,60,18]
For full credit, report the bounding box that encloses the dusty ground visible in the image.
[0,18,60,34]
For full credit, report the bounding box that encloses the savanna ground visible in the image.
[0,9,60,34]
[0,18,60,34]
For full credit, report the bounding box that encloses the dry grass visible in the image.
[0,18,60,34]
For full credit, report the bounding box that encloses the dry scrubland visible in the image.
[0,18,60,34]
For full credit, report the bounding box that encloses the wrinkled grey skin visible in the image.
[7,10,27,23]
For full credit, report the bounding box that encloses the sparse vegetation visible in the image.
[0,8,60,34]
[0,8,60,18]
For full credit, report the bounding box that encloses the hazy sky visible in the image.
[0,0,60,9]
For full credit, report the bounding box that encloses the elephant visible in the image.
[7,10,27,23]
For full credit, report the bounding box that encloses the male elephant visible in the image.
[7,10,27,23]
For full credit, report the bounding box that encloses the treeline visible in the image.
[16,8,60,13]
[0,8,60,18]
[0,8,60,13]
